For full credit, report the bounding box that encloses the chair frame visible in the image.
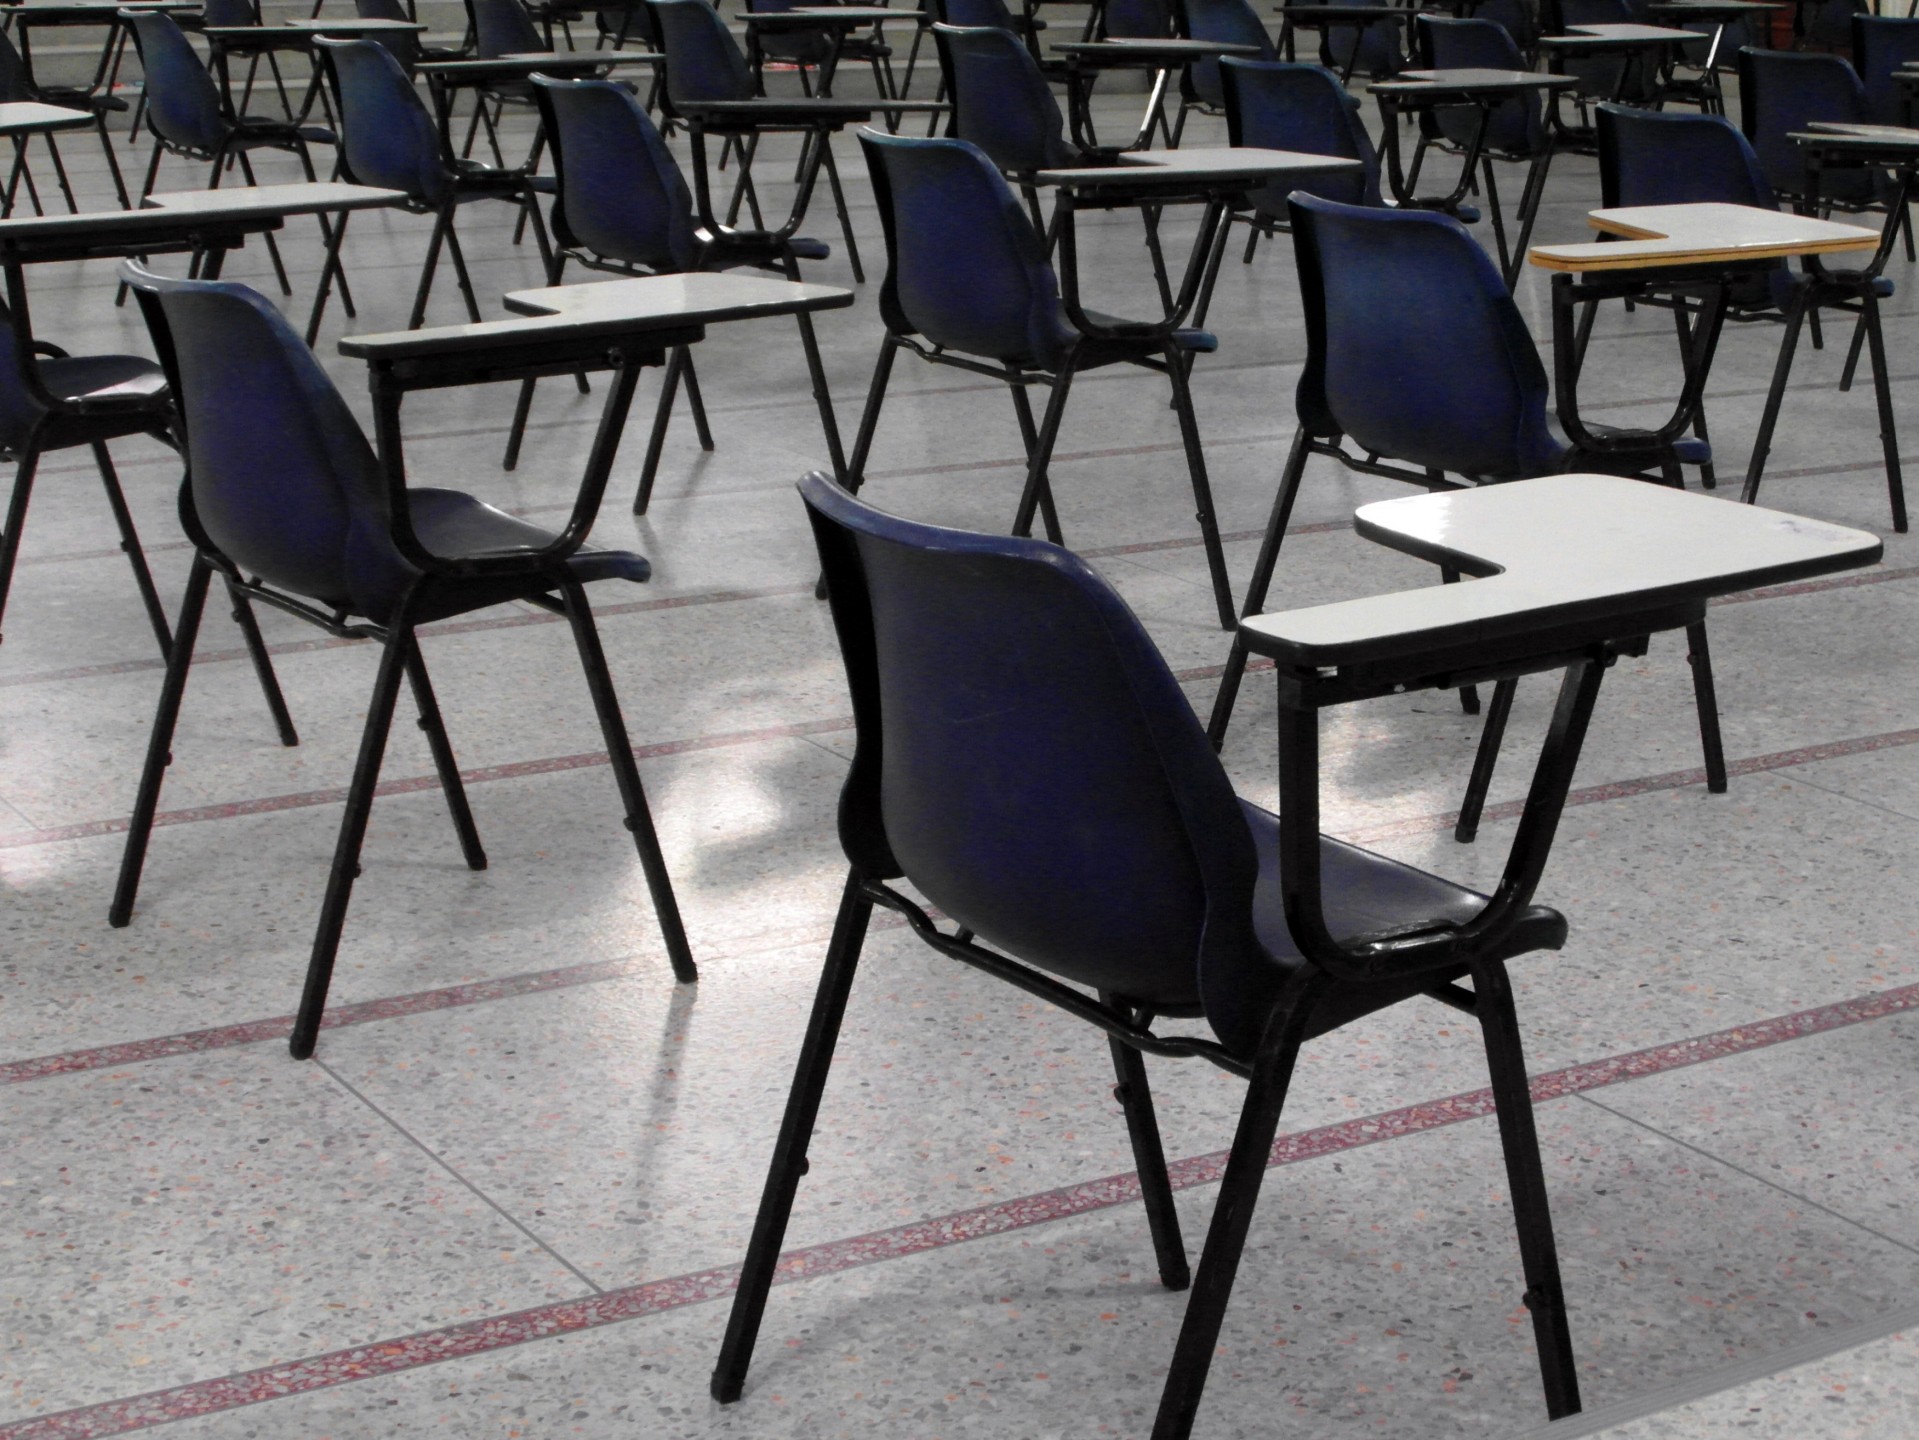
[710,471,1599,1440]
[108,264,696,1060]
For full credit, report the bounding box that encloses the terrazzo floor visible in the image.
[2,25,1917,1440]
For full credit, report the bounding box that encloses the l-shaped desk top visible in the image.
[1239,475,1881,669]
[1529,200,1880,271]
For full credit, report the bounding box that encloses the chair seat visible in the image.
[1075,310,1218,367]
[38,354,169,410]
[699,228,830,265]
[1205,798,1567,1055]
[1550,415,1711,470]
[234,118,337,148]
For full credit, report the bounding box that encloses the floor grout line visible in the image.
[10,973,1919,1440]
[315,1057,609,1297]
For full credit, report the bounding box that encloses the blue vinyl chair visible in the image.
[1217,58,1382,266]
[1173,0,1275,145]
[0,25,129,210]
[506,74,837,509]
[649,0,864,278]
[1205,194,1724,829]
[460,0,554,166]
[709,471,1585,1439]
[317,38,553,329]
[109,263,697,1061]
[1414,16,1556,283]
[845,130,1237,630]
[1853,14,1919,127]
[1737,47,1885,212]
[932,23,1087,233]
[1600,102,1907,533]
[1295,0,1404,87]
[123,11,335,299]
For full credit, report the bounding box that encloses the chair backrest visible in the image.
[0,28,33,105]
[1808,0,1867,48]
[648,0,757,107]
[1737,47,1872,202]
[317,38,450,204]
[800,470,1257,1015]
[934,23,1075,173]
[120,263,415,622]
[353,0,425,67]
[1313,0,1402,83]
[1220,58,1380,210]
[533,74,699,271]
[1183,0,1275,109]
[201,0,261,28]
[860,129,1074,369]
[1416,16,1543,155]
[1289,192,1561,479]
[1102,0,1170,38]
[1597,101,1774,208]
[933,0,1023,31]
[0,298,52,452]
[467,0,547,57]
[1852,14,1919,127]
[123,12,229,155]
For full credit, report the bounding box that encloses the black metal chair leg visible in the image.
[1206,426,1311,750]
[1007,377,1063,543]
[109,554,213,928]
[711,869,873,1404]
[407,205,453,328]
[0,439,42,643]
[1839,308,1866,393]
[1011,358,1074,543]
[556,573,697,984]
[288,622,413,1059]
[1685,619,1727,794]
[441,213,483,324]
[1739,291,1807,506]
[1455,675,1517,843]
[1472,957,1582,1420]
[1672,301,1716,489]
[90,440,172,657]
[816,140,865,283]
[1142,203,1175,315]
[232,153,293,297]
[793,311,848,487]
[679,347,715,451]
[632,345,687,515]
[1862,290,1908,533]
[1164,342,1235,631]
[844,334,900,496]
[1441,566,1480,714]
[224,578,298,746]
[1101,995,1190,1292]
[304,207,353,347]
[96,115,130,208]
[1149,986,1321,1440]
[401,639,487,870]
[42,134,76,212]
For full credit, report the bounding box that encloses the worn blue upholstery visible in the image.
[1418,16,1547,156]
[934,23,1076,173]
[1183,0,1276,111]
[1221,58,1381,216]
[1738,47,1879,207]
[1853,15,1919,127]
[801,471,1563,1052]
[650,0,759,106]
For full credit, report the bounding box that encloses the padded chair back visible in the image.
[934,24,1075,173]
[1183,0,1275,110]
[1853,15,1919,127]
[649,0,758,106]
[534,74,699,271]
[1221,58,1380,211]
[1597,102,1774,208]
[1738,47,1874,204]
[861,129,1074,369]
[353,0,426,67]
[468,0,547,57]
[121,263,414,621]
[1289,192,1560,478]
[318,39,450,205]
[1417,16,1543,155]
[801,471,1256,1011]
[124,12,229,155]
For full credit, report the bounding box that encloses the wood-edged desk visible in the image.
[0,101,92,218]
[338,272,857,522]
[1241,474,1881,871]
[1371,68,1579,290]
[1530,202,1900,530]
[1052,38,1261,154]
